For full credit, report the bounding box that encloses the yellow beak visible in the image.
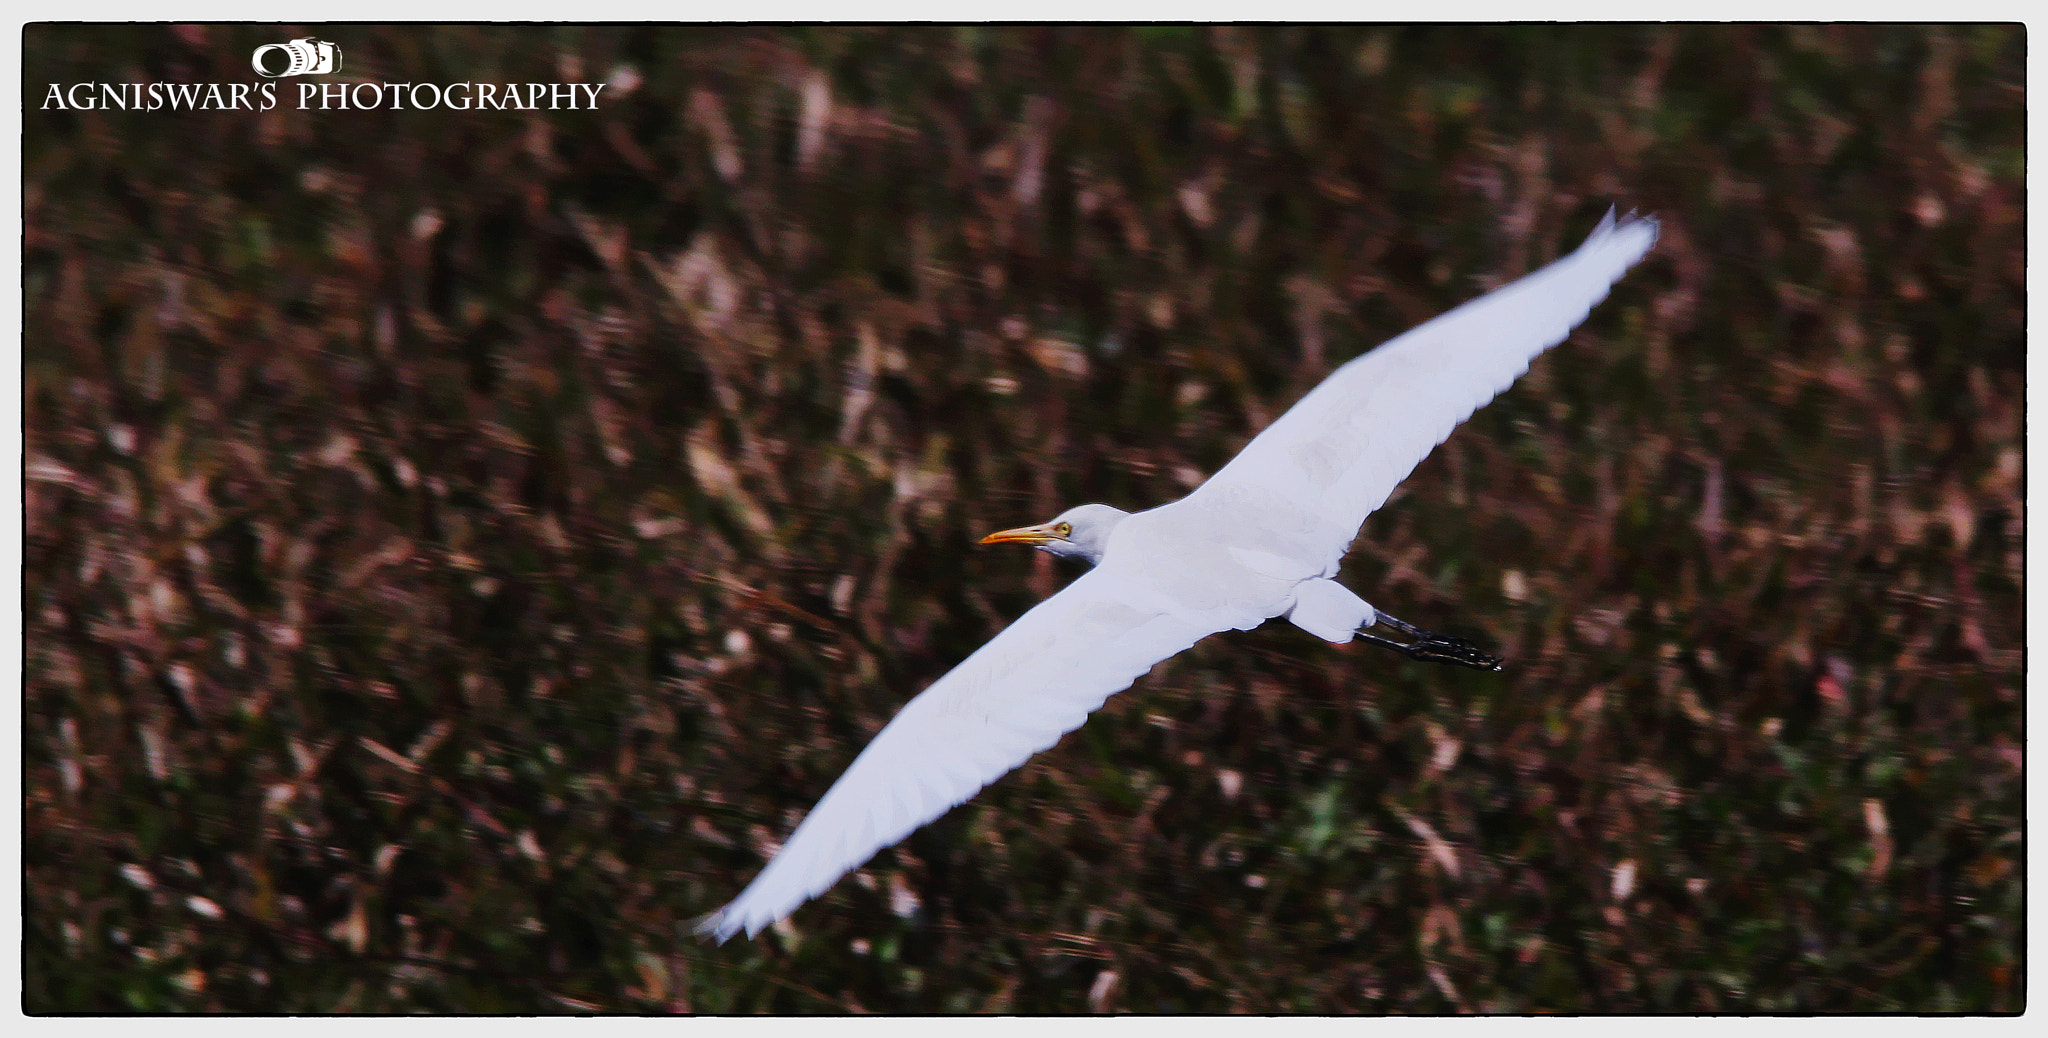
[980,522,1064,547]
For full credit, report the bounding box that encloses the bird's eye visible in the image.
[1055,522,1072,536]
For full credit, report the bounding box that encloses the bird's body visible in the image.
[698,210,1659,941]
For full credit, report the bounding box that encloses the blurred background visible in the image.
[22,25,2022,1013]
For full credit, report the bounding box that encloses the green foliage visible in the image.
[24,25,2021,1013]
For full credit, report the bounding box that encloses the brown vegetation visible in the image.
[24,25,2022,1012]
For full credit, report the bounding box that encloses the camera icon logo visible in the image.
[252,38,344,78]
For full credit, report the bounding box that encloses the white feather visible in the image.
[1191,210,1660,562]
[698,569,1213,940]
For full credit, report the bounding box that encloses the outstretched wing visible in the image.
[1189,211,1659,569]
[697,567,1216,941]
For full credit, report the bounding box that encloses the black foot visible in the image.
[1357,611,1505,672]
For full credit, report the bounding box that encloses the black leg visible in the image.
[1357,611,1505,672]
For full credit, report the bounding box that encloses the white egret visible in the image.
[698,210,1658,941]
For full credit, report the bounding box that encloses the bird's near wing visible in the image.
[1189,211,1658,568]
[696,567,1215,941]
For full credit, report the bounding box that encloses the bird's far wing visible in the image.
[697,567,1216,941]
[1190,211,1658,566]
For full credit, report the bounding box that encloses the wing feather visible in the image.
[1190,211,1658,567]
[697,568,1215,941]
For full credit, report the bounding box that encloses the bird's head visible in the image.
[980,503,1129,565]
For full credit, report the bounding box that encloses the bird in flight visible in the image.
[698,209,1659,941]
